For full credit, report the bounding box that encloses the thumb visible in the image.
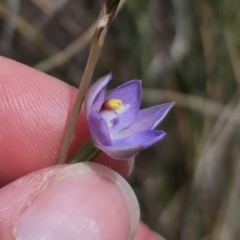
[0,162,140,240]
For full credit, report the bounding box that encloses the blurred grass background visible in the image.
[1,0,240,239]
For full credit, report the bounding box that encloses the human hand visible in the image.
[0,57,163,240]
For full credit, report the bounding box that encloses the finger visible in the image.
[0,162,140,240]
[0,57,133,186]
[134,222,165,240]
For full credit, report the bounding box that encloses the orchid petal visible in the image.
[106,80,141,133]
[113,129,166,149]
[95,144,143,160]
[84,74,173,161]
[85,73,112,116]
[116,102,174,139]
[88,112,112,146]
[100,109,118,124]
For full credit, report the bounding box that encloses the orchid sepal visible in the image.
[83,74,174,160]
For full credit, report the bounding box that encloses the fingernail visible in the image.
[14,162,139,240]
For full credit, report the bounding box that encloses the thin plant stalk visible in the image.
[58,1,121,164]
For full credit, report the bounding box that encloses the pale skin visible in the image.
[0,57,162,240]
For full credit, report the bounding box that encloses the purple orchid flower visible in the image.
[85,74,174,160]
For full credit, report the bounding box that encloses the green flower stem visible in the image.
[70,140,101,164]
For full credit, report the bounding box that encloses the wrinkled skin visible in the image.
[0,57,164,240]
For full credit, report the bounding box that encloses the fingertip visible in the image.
[0,57,132,185]
[0,165,64,240]
[46,162,140,239]
[0,57,80,185]
[11,163,139,240]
